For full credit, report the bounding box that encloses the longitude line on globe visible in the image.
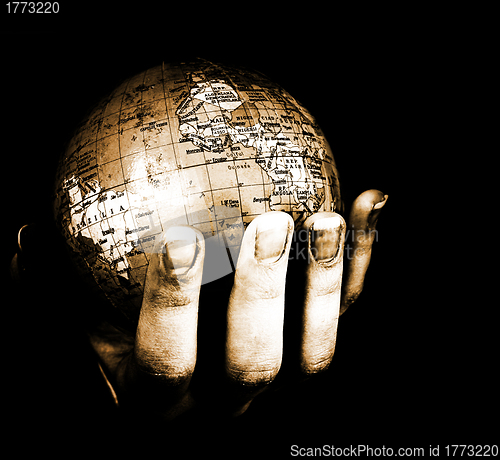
[161,62,190,229]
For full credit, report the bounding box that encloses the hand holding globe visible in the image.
[46,59,388,422]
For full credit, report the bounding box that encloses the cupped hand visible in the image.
[88,190,388,422]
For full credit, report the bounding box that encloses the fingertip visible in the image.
[302,210,345,230]
[238,211,294,267]
[163,226,198,275]
[248,211,294,239]
[301,212,346,266]
[254,212,293,264]
[364,189,387,204]
[350,190,388,230]
[373,193,389,210]
[156,225,205,279]
[352,189,386,211]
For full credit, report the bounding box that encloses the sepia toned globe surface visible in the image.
[53,59,341,321]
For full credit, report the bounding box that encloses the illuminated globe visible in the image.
[53,59,341,322]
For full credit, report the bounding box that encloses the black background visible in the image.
[1,6,495,457]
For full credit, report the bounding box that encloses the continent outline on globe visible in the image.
[53,59,341,320]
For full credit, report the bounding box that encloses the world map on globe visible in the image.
[53,59,341,321]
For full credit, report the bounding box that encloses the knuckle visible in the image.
[301,354,333,376]
[145,285,193,309]
[134,338,196,385]
[253,282,283,301]
[307,265,343,297]
[300,341,335,376]
[311,280,341,298]
[235,269,284,301]
[226,362,280,387]
[136,356,194,386]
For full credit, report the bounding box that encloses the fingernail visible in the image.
[368,194,388,228]
[163,226,198,275]
[255,213,290,264]
[311,216,342,264]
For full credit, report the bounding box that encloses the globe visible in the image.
[53,59,342,323]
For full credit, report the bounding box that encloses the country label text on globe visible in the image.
[53,60,341,320]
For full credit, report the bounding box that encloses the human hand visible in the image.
[87,189,388,423]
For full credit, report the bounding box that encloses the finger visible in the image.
[300,212,346,375]
[340,189,388,315]
[225,211,293,391]
[134,225,205,385]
